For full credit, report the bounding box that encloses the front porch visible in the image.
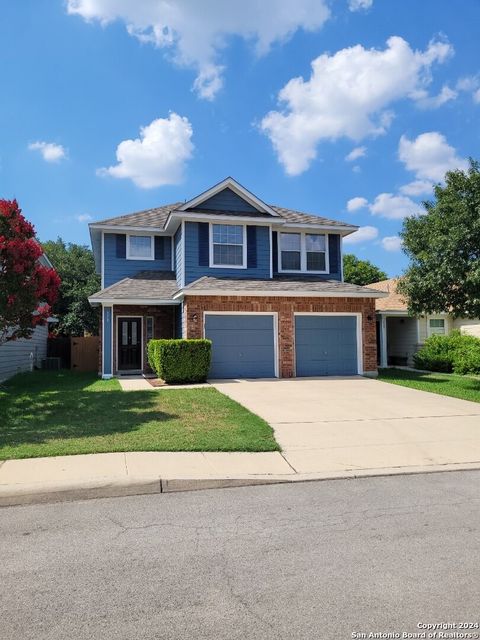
[100,304,180,378]
[376,313,420,368]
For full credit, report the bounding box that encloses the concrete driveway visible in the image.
[212,377,480,475]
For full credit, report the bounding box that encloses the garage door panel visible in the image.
[295,315,358,377]
[205,314,276,379]
[206,329,274,347]
[205,315,273,331]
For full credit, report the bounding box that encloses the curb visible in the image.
[2,463,480,507]
[0,477,290,507]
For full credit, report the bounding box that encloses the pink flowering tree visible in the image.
[0,199,60,344]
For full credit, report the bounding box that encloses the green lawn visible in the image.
[378,368,480,403]
[0,371,279,460]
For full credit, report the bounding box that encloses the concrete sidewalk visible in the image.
[1,450,480,507]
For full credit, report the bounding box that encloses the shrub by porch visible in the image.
[147,339,211,384]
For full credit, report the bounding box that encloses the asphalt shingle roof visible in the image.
[89,272,386,301]
[94,203,355,229]
[89,271,178,301]
[365,278,408,311]
[182,276,385,296]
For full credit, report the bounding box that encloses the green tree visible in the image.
[343,254,387,286]
[399,160,480,318]
[41,238,100,336]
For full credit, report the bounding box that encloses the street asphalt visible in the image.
[1,471,479,640]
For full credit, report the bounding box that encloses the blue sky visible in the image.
[1,0,478,276]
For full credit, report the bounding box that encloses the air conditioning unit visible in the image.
[41,357,62,370]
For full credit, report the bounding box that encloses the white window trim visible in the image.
[203,311,279,378]
[278,231,329,275]
[208,222,247,269]
[126,234,154,261]
[293,312,363,375]
[427,316,446,337]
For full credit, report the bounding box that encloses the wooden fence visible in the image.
[71,336,100,372]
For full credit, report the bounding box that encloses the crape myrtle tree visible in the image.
[398,160,480,318]
[0,199,60,344]
[343,254,387,286]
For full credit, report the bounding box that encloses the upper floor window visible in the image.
[279,232,328,273]
[127,235,153,260]
[429,318,445,336]
[210,224,246,268]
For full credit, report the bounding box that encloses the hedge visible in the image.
[147,339,212,384]
[413,330,480,375]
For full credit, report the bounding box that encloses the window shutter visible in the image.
[247,226,257,269]
[116,234,126,259]
[154,236,165,260]
[198,223,209,266]
[328,235,339,274]
[272,231,278,273]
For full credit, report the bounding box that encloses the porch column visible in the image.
[102,305,113,379]
[379,314,388,368]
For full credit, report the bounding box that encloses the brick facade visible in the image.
[183,295,378,378]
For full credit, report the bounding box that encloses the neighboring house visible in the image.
[88,177,386,380]
[366,278,480,367]
[0,253,57,382]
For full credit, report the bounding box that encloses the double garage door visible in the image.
[205,313,359,379]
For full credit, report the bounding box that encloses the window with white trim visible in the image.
[127,235,153,260]
[210,224,245,267]
[429,318,445,335]
[279,232,327,273]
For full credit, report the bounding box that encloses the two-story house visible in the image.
[88,177,385,379]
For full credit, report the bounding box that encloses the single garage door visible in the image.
[295,315,358,376]
[205,314,276,379]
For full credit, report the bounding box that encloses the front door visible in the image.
[118,317,142,371]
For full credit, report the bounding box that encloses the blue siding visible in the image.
[295,315,357,376]
[174,226,183,288]
[103,233,172,288]
[184,222,270,284]
[205,314,275,379]
[192,187,258,212]
[272,231,341,280]
[102,306,112,376]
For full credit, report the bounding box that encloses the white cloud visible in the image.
[347,196,368,212]
[67,0,330,100]
[345,146,366,162]
[398,132,468,182]
[261,36,453,175]
[28,141,66,162]
[343,225,378,245]
[414,84,457,109]
[98,113,194,189]
[399,180,433,197]
[456,76,480,103]
[348,0,373,11]
[381,236,402,252]
[369,193,424,219]
[76,214,93,222]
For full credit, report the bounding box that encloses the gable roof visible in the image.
[365,278,408,311]
[177,177,280,216]
[90,176,356,233]
[93,202,354,229]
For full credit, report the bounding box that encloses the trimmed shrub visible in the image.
[413,330,480,375]
[147,339,211,384]
[452,336,480,375]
